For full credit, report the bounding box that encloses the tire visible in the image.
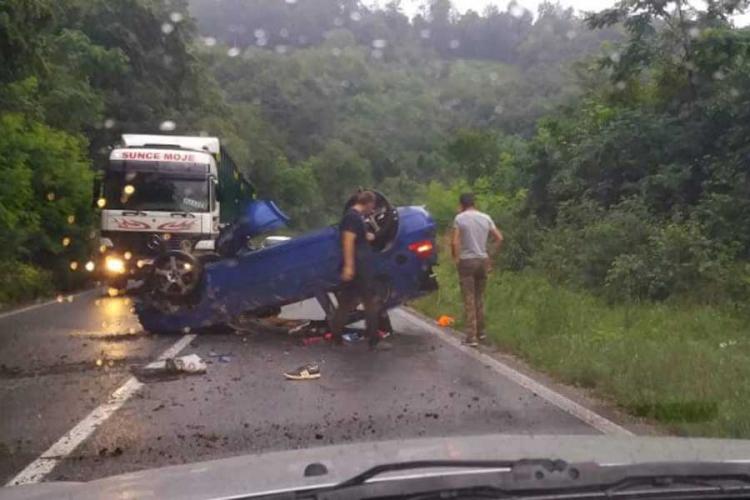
[149,250,203,302]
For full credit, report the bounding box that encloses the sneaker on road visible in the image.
[478,332,487,341]
[462,339,479,348]
[284,364,320,380]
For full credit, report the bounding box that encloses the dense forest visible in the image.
[2,0,750,307]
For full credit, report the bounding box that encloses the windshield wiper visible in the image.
[333,459,538,488]
[298,460,750,500]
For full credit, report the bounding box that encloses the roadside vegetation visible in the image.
[415,266,750,437]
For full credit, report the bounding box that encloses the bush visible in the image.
[605,221,741,303]
[0,261,52,306]
[534,198,655,289]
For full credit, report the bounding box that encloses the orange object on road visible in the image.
[437,315,455,327]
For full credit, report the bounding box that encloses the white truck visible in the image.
[97,134,253,288]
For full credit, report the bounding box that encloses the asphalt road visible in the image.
[0,289,597,485]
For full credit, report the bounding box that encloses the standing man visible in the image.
[330,190,389,350]
[452,193,503,347]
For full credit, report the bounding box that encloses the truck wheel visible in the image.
[150,251,202,299]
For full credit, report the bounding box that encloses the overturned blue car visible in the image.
[134,192,438,333]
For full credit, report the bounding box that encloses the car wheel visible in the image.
[150,251,202,300]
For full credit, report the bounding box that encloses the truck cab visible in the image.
[97,134,252,288]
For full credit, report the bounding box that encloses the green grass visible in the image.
[413,263,750,437]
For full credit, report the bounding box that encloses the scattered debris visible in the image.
[144,354,207,375]
[302,333,333,346]
[287,320,312,335]
[437,315,455,327]
[342,332,362,343]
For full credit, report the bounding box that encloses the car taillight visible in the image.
[408,240,434,259]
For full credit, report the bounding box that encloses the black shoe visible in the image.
[284,364,321,380]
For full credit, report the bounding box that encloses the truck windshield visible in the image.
[103,170,209,212]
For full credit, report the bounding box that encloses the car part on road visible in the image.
[144,353,207,374]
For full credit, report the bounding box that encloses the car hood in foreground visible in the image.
[6,434,750,500]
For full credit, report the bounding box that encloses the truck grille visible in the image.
[103,232,198,256]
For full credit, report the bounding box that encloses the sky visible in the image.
[392,0,616,17]
[371,0,750,25]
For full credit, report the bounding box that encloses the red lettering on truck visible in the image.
[119,150,197,162]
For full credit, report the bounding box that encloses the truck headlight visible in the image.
[105,256,126,275]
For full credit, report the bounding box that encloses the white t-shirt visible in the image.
[453,209,496,260]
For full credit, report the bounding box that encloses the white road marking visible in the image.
[5,333,197,486]
[0,289,95,321]
[393,308,634,437]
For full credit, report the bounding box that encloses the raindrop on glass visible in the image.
[615,80,627,90]
[494,104,504,115]
[449,39,460,49]
[62,237,71,247]
[730,87,740,97]
[350,11,362,21]
[275,45,287,54]
[104,118,116,129]
[566,30,577,40]
[333,17,344,27]
[170,12,184,23]
[331,47,342,57]
[67,215,75,224]
[372,39,387,49]
[280,28,289,38]
[85,261,95,272]
[256,37,267,47]
[420,29,430,39]
[97,198,107,208]
[161,22,174,35]
[123,184,135,195]
[609,51,621,63]
[69,261,79,271]
[254,28,266,39]
[227,47,241,57]
[203,36,217,47]
[285,0,296,4]
[688,27,701,39]
[713,70,725,80]
[47,192,56,201]
[159,120,176,131]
